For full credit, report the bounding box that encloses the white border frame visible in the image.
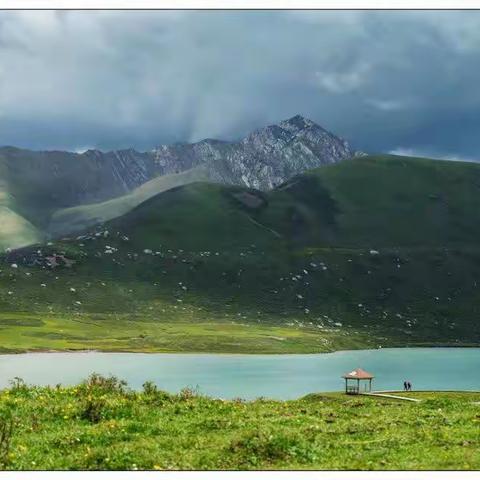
[1,470,480,478]
[2,0,480,8]
[1,2,480,479]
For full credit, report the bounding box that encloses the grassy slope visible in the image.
[265,154,480,247]
[0,151,59,249]
[2,154,480,352]
[1,378,479,470]
[0,186,44,251]
[0,207,43,251]
[0,147,207,247]
[0,149,73,231]
[49,166,208,236]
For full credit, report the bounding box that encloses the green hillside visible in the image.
[0,148,78,232]
[0,148,208,249]
[2,154,480,353]
[262,154,480,248]
[49,166,208,236]
[0,186,44,251]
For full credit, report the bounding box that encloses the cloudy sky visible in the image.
[0,10,479,159]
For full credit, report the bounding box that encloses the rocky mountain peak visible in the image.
[149,114,360,190]
[278,114,317,133]
[1,114,360,218]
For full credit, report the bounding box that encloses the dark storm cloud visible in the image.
[0,10,479,159]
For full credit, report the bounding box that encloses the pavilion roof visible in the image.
[342,368,374,380]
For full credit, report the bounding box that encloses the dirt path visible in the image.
[242,212,283,238]
[361,392,422,402]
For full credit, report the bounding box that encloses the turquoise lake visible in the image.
[0,348,479,399]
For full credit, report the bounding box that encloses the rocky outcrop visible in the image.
[151,115,360,190]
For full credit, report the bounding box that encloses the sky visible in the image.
[0,10,479,160]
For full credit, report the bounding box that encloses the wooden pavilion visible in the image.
[342,368,374,394]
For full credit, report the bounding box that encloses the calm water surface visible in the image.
[0,348,479,399]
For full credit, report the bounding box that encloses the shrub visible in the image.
[81,397,106,424]
[82,373,127,394]
[179,386,200,401]
[140,382,171,406]
[9,377,28,393]
[0,412,15,467]
[142,381,158,396]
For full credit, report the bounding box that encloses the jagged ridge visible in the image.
[151,115,359,190]
[0,115,359,245]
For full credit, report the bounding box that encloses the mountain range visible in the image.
[3,115,480,353]
[0,115,359,249]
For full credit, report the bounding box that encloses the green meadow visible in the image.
[0,376,479,470]
[0,312,375,354]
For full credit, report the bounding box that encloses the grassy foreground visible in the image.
[1,375,479,470]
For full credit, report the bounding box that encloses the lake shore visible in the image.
[1,312,479,356]
[2,342,480,356]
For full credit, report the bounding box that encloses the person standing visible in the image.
[403,381,408,391]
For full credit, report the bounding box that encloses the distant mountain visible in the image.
[0,115,358,247]
[150,115,359,190]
